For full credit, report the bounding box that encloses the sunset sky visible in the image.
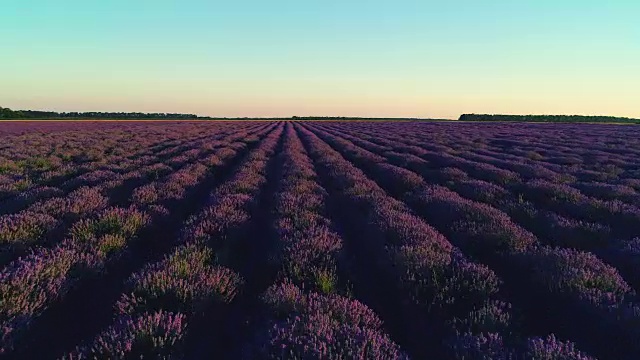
[2,1,639,119]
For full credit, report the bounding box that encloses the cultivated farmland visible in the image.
[1,120,639,359]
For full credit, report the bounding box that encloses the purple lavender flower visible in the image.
[525,334,595,360]
[66,311,187,359]
[116,244,242,316]
[450,332,511,360]
[256,282,407,359]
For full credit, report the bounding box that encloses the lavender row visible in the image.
[239,124,405,359]
[324,125,640,295]
[0,206,150,354]
[90,123,286,358]
[0,123,211,199]
[0,124,267,265]
[64,244,242,359]
[0,122,262,206]
[0,125,274,355]
[179,123,283,249]
[305,123,636,359]
[0,125,237,216]
[316,125,640,279]
[0,123,260,215]
[324,122,640,200]
[268,124,344,291]
[297,124,586,359]
[251,282,407,359]
[128,124,271,214]
[352,124,640,222]
[337,121,640,173]
[60,124,279,358]
[307,124,610,359]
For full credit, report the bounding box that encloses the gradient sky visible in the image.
[1,1,639,119]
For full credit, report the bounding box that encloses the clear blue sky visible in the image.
[1,0,638,118]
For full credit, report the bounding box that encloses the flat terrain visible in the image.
[1,120,639,359]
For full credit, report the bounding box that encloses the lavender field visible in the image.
[1,120,639,360]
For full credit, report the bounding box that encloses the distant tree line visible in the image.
[0,106,201,120]
[459,114,640,124]
[0,107,440,121]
